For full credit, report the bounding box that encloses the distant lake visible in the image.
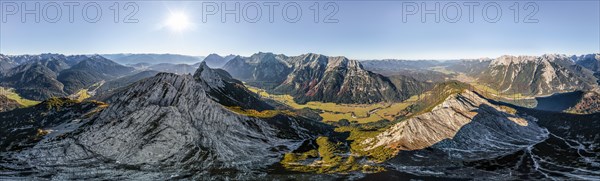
[534,91,584,112]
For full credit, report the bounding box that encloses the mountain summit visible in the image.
[478,54,598,95]
[0,62,331,179]
[201,53,236,68]
[194,62,272,110]
[274,53,409,104]
[223,52,426,104]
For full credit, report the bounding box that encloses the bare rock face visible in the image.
[0,54,18,73]
[222,53,292,85]
[274,53,409,104]
[223,52,426,104]
[0,95,19,112]
[363,90,544,155]
[2,71,326,179]
[357,90,552,178]
[194,62,272,111]
[201,53,236,69]
[566,91,600,114]
[478,54,598,96]
[574,53,600,72]
[574,53,600,85]
[0,98,103,152]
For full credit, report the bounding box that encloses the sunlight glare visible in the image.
[166,12,191,32]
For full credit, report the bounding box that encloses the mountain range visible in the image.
[123,54,237,75]
[476,54,598,96]
[0,54,135,100]
[363,54,600,96]
[1,52,599,180]
[224,52,427,104]
[0,62,331,179]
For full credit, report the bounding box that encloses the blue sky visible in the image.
[1,0,599,60]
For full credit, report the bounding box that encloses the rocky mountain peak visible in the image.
[222,52,426,104]
[248,52,289,66]
[194,62,272,110]
[363,90,544,156]
[250,52,275,61]
[88,54,107,60]
[201,53,233,68]
[540,54,570,62]
[326,56,348,66]
[0,70,328,179]
[492,55,538,66]
[573,53,600,72]
[329,56,363,71]
[302,53,323,59]
[205,53,223,59]
[480,53,598,95]
[275,53,414,104]
[193,61,225,88]
[491,54,572,66]
[296,53,327,66]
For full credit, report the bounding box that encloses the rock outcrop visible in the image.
[1,66,328,179]
[0,95,19,112]
[0,98,103,151]
[363,90,541,152]
[566,91,600,114]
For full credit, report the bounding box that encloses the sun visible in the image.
[166,12,191,32]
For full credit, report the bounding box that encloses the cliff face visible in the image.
[194,62,272,110]
[274,54,406,104]
[574,53,600,72]
[223,52,426,104]
[363,90,544,154]
[478,54,598,96]
[222,53,292,86]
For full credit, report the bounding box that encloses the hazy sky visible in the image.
[1,1,599,60]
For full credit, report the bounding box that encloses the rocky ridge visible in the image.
[1,65,329,179]
[363,90,542,153]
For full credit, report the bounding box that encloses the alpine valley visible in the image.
[0,52,599,180]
